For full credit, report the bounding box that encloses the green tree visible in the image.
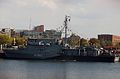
[115,43,120,48]
[100,39,106,47]
[89,38,100,47]
[0,34,13,49]
[99,39,113,47]
[15,37,27,46]
[80,38,89,46]
[105,40,112,46]
[0,34,12,45]
[67,34,80,47]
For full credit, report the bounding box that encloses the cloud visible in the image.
[0,0,10,7]
[0,0,9,3]
[0,0,120,38]
[37,0,57,10]
[14,0,29,7]
[36,0,87,10]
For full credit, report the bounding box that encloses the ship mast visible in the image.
[64,15,71,45]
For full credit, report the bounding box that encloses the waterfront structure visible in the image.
[34,25,44,32]
[98,34,120,46]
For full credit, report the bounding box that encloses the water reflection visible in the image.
[0,60,120,79]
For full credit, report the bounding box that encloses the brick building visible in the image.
[34,25,44,32]
[98,34,120,46]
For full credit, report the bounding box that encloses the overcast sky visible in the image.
[0,0,120,38]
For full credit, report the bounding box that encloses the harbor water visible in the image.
[0,59,120,79]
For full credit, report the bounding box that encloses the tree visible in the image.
[89,38,100,47]
[116,43,120,49]
[15,37,27,46]
[99,39,113,47]
[0,34,13,49]
[80,38,89,46]
[67,34,80,48]
[100,39,106,47]
[0,34,12,45]
[104,40,112,46]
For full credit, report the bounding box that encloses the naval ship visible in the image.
[0,38,116,62]
[59,46,116,62]
[0,38,62,60]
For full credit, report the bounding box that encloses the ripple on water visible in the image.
[0,60,120,79]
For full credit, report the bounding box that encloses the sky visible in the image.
[0,0,120,38]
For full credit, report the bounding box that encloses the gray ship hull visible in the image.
[0,45,115,62]
[0,51,115,62]
[0,53,115,62]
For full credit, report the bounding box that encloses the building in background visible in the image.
[98,34,120,46]
[34,25,44,32]
[20,30,44,39]
[20,29,62,39]
[20,25,45,39]
[0,28,16,37]
[19,24,62,40]
[1,28,11,37]
[0,31,3,34]
[10,29,16,37]
[0,28,19,37]
[44,30,62,40]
